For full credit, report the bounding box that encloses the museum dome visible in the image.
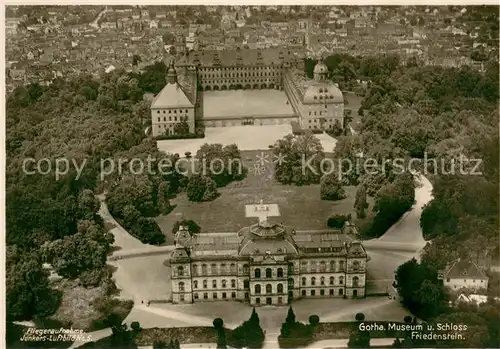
[237,220,299,256]
[303,82,344,104]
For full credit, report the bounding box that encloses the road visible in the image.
[89,6,108,29]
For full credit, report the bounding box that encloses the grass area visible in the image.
[157,150,373,237]
[49,280,103,330]
[135,327,228,346]
[80,327,224,348]
[49,280,133,332]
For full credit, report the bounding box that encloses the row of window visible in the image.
[201,71,280,79]
[202,78,279,85]
[181,261,361,277]
[308,118,336,123]
[157,116,188,122]
[300,260,363,272]
[254,284,285,294]
[301,276,360,287]
[185,289,349,302]
[191,279,237,289]
[313,94,337,100]
[156,109,189,114]
[302,288,344,297]
[193,292,237,300]
[201,66,280,72]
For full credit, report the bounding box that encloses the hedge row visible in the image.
[155,132,205,140]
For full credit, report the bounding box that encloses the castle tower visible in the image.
[166,59,177,84]
[313,59,328,82]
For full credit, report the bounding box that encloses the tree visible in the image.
[132,54,142,66]
[107,175,156,218]
[173,121,190,135]
[157,181,173,214]
[130,321,141,331]
[40,230,109,283]
[354,185,368,218]
[348,313,370,348]
[202,177,218,201]
[249,307,260,326]
[195,143,246,187]
[213,317,224,329]
[285,306,296,325]
[130,217,165,245]
[227,308,265,349]
[186,174,219,202]
[320,172,346,201]
[395,258,448,320]
[327,214,351,228]
[122,205,141,228]
[153,341,167,349]
[308,315,320,327]
[433,312,488,348]
[77,189,100,220]
[274,133,325,185]
[27,83,43,101]
[355,313,365,322]
[368,172,415,238]
[6,250,61,321]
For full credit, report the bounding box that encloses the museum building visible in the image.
[169,219,367,306]
[150,48,345,137]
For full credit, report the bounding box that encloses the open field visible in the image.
[202,90,295,118]
[157,150,373,236]
[156,124,337,155]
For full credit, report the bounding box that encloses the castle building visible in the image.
[151,48,344,136]
[150,60,197,137]
[169,219,367,306]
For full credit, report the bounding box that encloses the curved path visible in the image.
[377,174,433,247]
[98,194,148,251]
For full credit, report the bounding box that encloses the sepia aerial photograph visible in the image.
[3,3,500,349]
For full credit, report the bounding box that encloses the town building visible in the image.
[439,258,489,292]
[150,48,344,136]
[169,216,367,306]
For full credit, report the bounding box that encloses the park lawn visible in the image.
[157,149,373,238]
[134,326,229,346]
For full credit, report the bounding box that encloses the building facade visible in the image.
[439,258,489,292]
[283,59,344,130]
[150,48,344,136]
[169,220,367,306]
[150,60,197,137]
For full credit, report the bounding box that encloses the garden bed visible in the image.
[134,326,231,346]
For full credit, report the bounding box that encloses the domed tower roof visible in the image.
[237,219,299,257]
[166,59,177,84]
[313,59,328,82]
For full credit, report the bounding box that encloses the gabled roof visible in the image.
[444,258,488,280]
[151,81,194,109]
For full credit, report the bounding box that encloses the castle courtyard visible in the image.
[201,90,295,119]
